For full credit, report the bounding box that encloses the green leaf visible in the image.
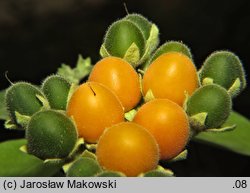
[0,139,63,176]
[0,89,8,120]
[194,111,250,156]
[57,55,93,84]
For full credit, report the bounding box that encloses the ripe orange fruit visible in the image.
[133,99,189,160]
[89,57,141,112]
[67,82,124,143]
[143,52,198,106]
[96,122,159,177]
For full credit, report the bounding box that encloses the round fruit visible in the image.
[104,19,145,59]
[200,51,246,97]
[143,52,198,106]
[96,122,159,177]
[89,57,141,112]
[133,99,189,160]
[26,110,77,159]
[42,75,71,110]
[5,82,44,125]
[186,84,232,129]
[67,82,124,143]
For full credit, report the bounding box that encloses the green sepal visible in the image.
[140,165,174,177]
[67,138,85,159]
[144,89,155,102]
[139,24,160,64]
[4,119,20,130]
[81,150,97,160]
[205,124,236,133]
[66,157,102,177]
[189,112,208,131]
[202,77,214,85]
[182,91,189,111]
[99,44,111,58]
[36,94,50,110]
[85,143,97,151]
[19,145,28,153]
[43,158,65,165]
[14,111,31,128]
[168,149,188,162]
[125,109,137,121]
[57,55,93,84]
[228,78,241,97]
[123,42,141,66]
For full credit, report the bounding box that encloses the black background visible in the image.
[0,0,249,176]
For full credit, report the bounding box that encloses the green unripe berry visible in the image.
[42,75,71,110]
[125,13,152,40]
[151,41,192,62]
[26,110,77,159]
[5,82,44,125]
[200,51,246,97]
[66,157,102,177]
[186,84,232,129]
[103,19,145,59]
[96,171,125,177]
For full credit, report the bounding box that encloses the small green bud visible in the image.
[42,75,71,110]
[186,84,232,130]
[5,82,44,126]
[26,110,78,159]
[66,157,102,177]
[96,171,125,177]
[101,19,146,67]
[200,51,246,97]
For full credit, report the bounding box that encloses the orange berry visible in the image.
[89,57,141,112]
[67,82,124,143]
[143,52,198,106]
[96,122,159,177]
[133,99,189,160]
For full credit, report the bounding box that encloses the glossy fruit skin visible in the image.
[66,157,102,177]
[67,82,124,143]
[5,82,43,124]
[89,57,141,112]
[42,75,71,110]
[143,52,198,106]
[26,110,77,159]
[96,122,159,177]
[133,99,189,160]
[186,84,232,128]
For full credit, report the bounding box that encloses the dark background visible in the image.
[0,0,249,176]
